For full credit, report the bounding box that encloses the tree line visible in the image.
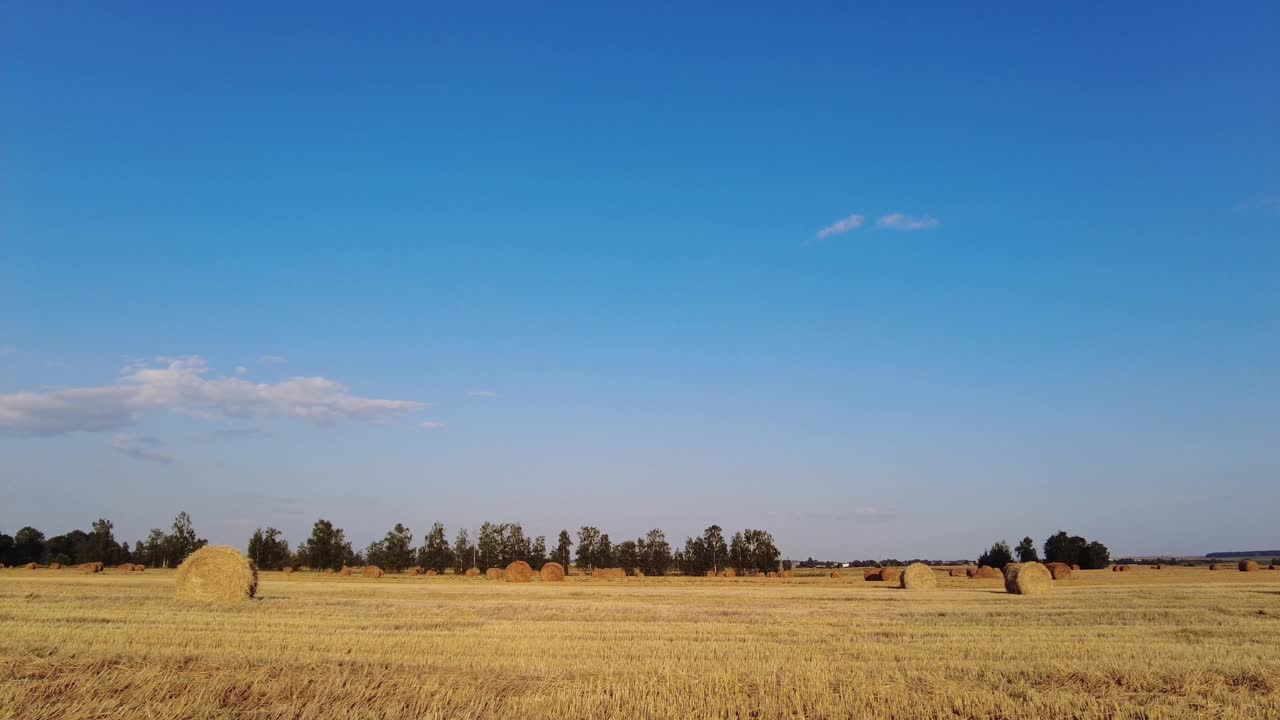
[249,520,785,576]
[977,531,1111,570]
[0,512,206,568]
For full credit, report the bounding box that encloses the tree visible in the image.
[702,525,728,574]
[45,530,88,565]
[14,527,45,565]
[0,533,12,566]
[1080,541,1110,570]
[529,536,547,568]
[596,533,615,568]
[1016,536,1039,563]
[639,529,672,576]
[452,527,476,573]
[136,528,167,568]
[576,526,601,571]
[729,529,780,573]
[166,512,207,566]
[616,540,639,574]
[1043,530,1110,569]
[978,540,1014,570]
[503,523,530,564]
[419,522,453,573]
[247,527,291,570]
[477,522,503,571]
[301,518,353,570]
[82,518,120,564]
[377,523,415,572]
[554,530,573,569]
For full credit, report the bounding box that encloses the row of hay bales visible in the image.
[8,561,146,573]
[859,562,1057,595]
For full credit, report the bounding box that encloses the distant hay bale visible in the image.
[540,562,566,582]
[723,568,737,578]
[1047,562,1073,580]
[900,563,937,591]
[281,567,294,575]
[880,567,902,584]
[175,546,257,602]
[49,563,62,570]
[77,562,100,573]
[965,567,977,578]
[780,570,795,578]
[634,569,645,578]
[1239,560,1260,572]
[505,561,535,582]
[25,562,37,570]
[949,568,966,577]
[705,570,717,577]
[765,571,776,578]
[299,566,311,572]
[1150,564,1163,570]
[1112,565,1131,572]
[972,565,1001,579]
[362,565,385,578]
[406,567,422,576]
[426,569,438,576]
[1119,565,1131,572]
[1005,562,1052,596]
[465,567,481,577]
[594,567,626,579]
[1209,563,1222,571]
[134,565,144,572]
[323,568,335,574]
[339,567,352,576]
[1071,564,1080,571]
[486,567,505,580]
[118,563,135,572]
[863,568,882,581]
[830,571,844,578]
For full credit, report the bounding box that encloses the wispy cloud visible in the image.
[876,213,939,231]
[260,355,288,364]
[815,214,865,240]
[0,356,424,436]
[467,390,499,399]
[112,434,172,463]
[235,366,248,375]
[420,421,446,430]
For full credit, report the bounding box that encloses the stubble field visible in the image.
[1,566,1278,719]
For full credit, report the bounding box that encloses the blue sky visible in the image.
[2,3,1277,559]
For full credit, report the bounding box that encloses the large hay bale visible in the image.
[900,563,936,591]
[1239,560,1260,572]
[175,546,257,602]
[486,567,505,580]
[1209,563,1222,571]
[49,562,62,570]
[949,568,968,577]
[339,567,352,576]
[505,561,535,582]
[830,571,844,578]
[134,564,144,572]
[406,567,422,576]
[465,567,480,577]
[118,563,135,573]
[634,569,645,578]
[77,562,100,574]
[1005,562,1052,596]
[863,568,882,581]
[705,570,717,577]
[973,565,1001,579]
[764,571,776,578]
[879,567,903,584]
[362,565,385,578]
[723,568,737,578]
[1047,562,1073,580]
[540,562,566,582]
[281,567,294,575]
[25,562,37,570]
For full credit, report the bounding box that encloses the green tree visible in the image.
[419,522,453,573]
[616,540,639,574]
[702,525,728,574]
[639,529,672,576]
[529,535,547,568]
[1080,541,1110,570]
[576,526,601,571]
[554,530,573,569]
[503,523,530,564]
[477,522,503,570]
[166,512,207,565]
[302,518,353,570]
[1015,536,1039,563]
[379,523,415,572]
[247,527,291,570]
[978,540,1014,570]
[452,527,476,573]
[596,533,614,568]
[14,527,45,565]
[81,518,119,564]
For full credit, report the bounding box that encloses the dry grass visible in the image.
[1,566,1278,719]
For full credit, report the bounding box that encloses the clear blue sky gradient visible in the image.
[2,3,1277,559]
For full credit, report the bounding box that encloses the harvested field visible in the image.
[1,566,1278,719]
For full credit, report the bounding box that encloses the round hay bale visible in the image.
[705,570,717,577]
[540,562,566,582]
[485,567,505,580]
[339,567,352,576]
[780,570,796,578]
[25,562,38,570]
[863,568,882,581]
[723,568,737,578]
[134,565,145,572]
[426,569,439,576]
[830,571,844,578]
[281,567,294,575]
[299,565,311,572]
[1071,564,1080,571]
[362,565,384,578]
[118,563,135,572]
[505,561,535,582]
[597,567,626,579]
[1209,563,1222,571]
[77,562,100,573]
[764,571,775,578]
[634,569,645,578]
[1239,560,1260,572]
[323,568,335,574]
[406,567,422,576]
[1005,562,1052,596]
[949,567,968,577]
[879,567,902,584]
[49,562,62,570]
[899,563,937,591]
[1150,564,1163,570]
[974,565,1001,579]
[175,546,257,602]
[465,567,480,577]
[1047,562,1073,580]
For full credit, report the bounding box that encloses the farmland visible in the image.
[1,566,1278,719]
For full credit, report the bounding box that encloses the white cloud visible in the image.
[816,214,865,239]
[260,355,288,364]
[876,213,939,231]
[467,390,499,399]
[0,356,424,436]
[235,366,248,375]
[420,421,446,429]
[112,434,172,464]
